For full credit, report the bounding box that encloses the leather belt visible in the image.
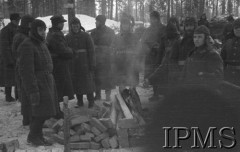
[75,49,87,53]
[227,65,240,70]
[178,60,185,66]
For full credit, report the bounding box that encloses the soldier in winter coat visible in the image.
[198,13,209,28]
[90,15,115,101]
[111,15,139,91]
[46,15,74,104]
[221,18,240,86]
[18,19,57,146]
[65,17,96,108]
[0,13,21,102]
[181,25,223,86]
[141,11,165,101]
[171,17,197,71]
[12,15,34,127]
[145,22,182,95]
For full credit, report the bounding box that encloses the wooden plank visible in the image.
[115,92,134,119]
[110,97,118,125]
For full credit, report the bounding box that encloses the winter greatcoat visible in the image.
[0,22,18,87]
[12,27,30,116]
[141,23,165,81]
[221,37,240,86]
[46,27,74,101]
[171,33,195,68]
[181,46,223,86]
[111,32,139,87]
[18,34,59,117]
[149,34,182,93]
[65,30,96,94]
[90,25,115,90]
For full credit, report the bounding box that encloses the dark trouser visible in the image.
[76,93,94,105]
[22,101,32,126]
[28,116,49,139]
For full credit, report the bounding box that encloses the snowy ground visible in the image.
[2,14,120,34]
[0,82,156,151]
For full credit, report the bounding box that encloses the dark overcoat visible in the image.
[46,27,74,101]
[141,23,165,79]
[182,47,224,86]
[12,27,29,115]
[18,35,59,117]
[111,32,139,87]
[149,35,182,92]
[221,37,240,86]
[65,31,96,94]
[0,22,18,87]
[90,25,115,90]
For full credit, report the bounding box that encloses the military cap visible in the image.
[194,25,210,36]
[70,17,80,25]
[233,18,240,29]
[20,15,34,28]
[184,17,197,25]
[150,11,160,20]
[50,15,67,25]
[10,13,21,21]
[96,15,106,24]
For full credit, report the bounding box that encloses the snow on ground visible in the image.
[0,79,155,150]
[1,14,120,34]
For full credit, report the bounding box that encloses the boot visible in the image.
[105,90,111,101]
[87,93,95,108]
[94,90,101,100]
[75,94,84,107]
[27,135,45,147]
[5,87,15,102]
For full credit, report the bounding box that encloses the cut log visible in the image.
[110,97,118,125]
[115,92,133,119]
[70,116,90,127]
[70,142,90,149]
[2,139,19,152]
[90,118,107,132]
[91,127,101,136]
[90,142,101,150]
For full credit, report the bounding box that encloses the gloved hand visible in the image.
[30,92,40,106]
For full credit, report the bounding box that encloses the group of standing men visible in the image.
[0,12,139,146]
[0,10,240,146]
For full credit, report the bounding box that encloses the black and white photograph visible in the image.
[0,0,239,151]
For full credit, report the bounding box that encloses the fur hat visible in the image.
[96,15,106,24]
[20,15,34,28]
[50,15,66,26]
[30,19,46,41]
[150,11,160,20]
[194,25,210,36]
[233,18,240,29]
[10,13,21,21]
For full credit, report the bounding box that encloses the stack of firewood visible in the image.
[43,88,145,150]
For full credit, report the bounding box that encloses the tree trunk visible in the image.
[102,0,106,16]
[216,0,219,16]
[110,0,113,19]
[115,0,118,21]
[171,0,174,16]
[68,0,75,32]
[227,0,233,14]
[167,0,170,20]
[222,0,226,15]
[212,0,215,18]
[135,0,137,21]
